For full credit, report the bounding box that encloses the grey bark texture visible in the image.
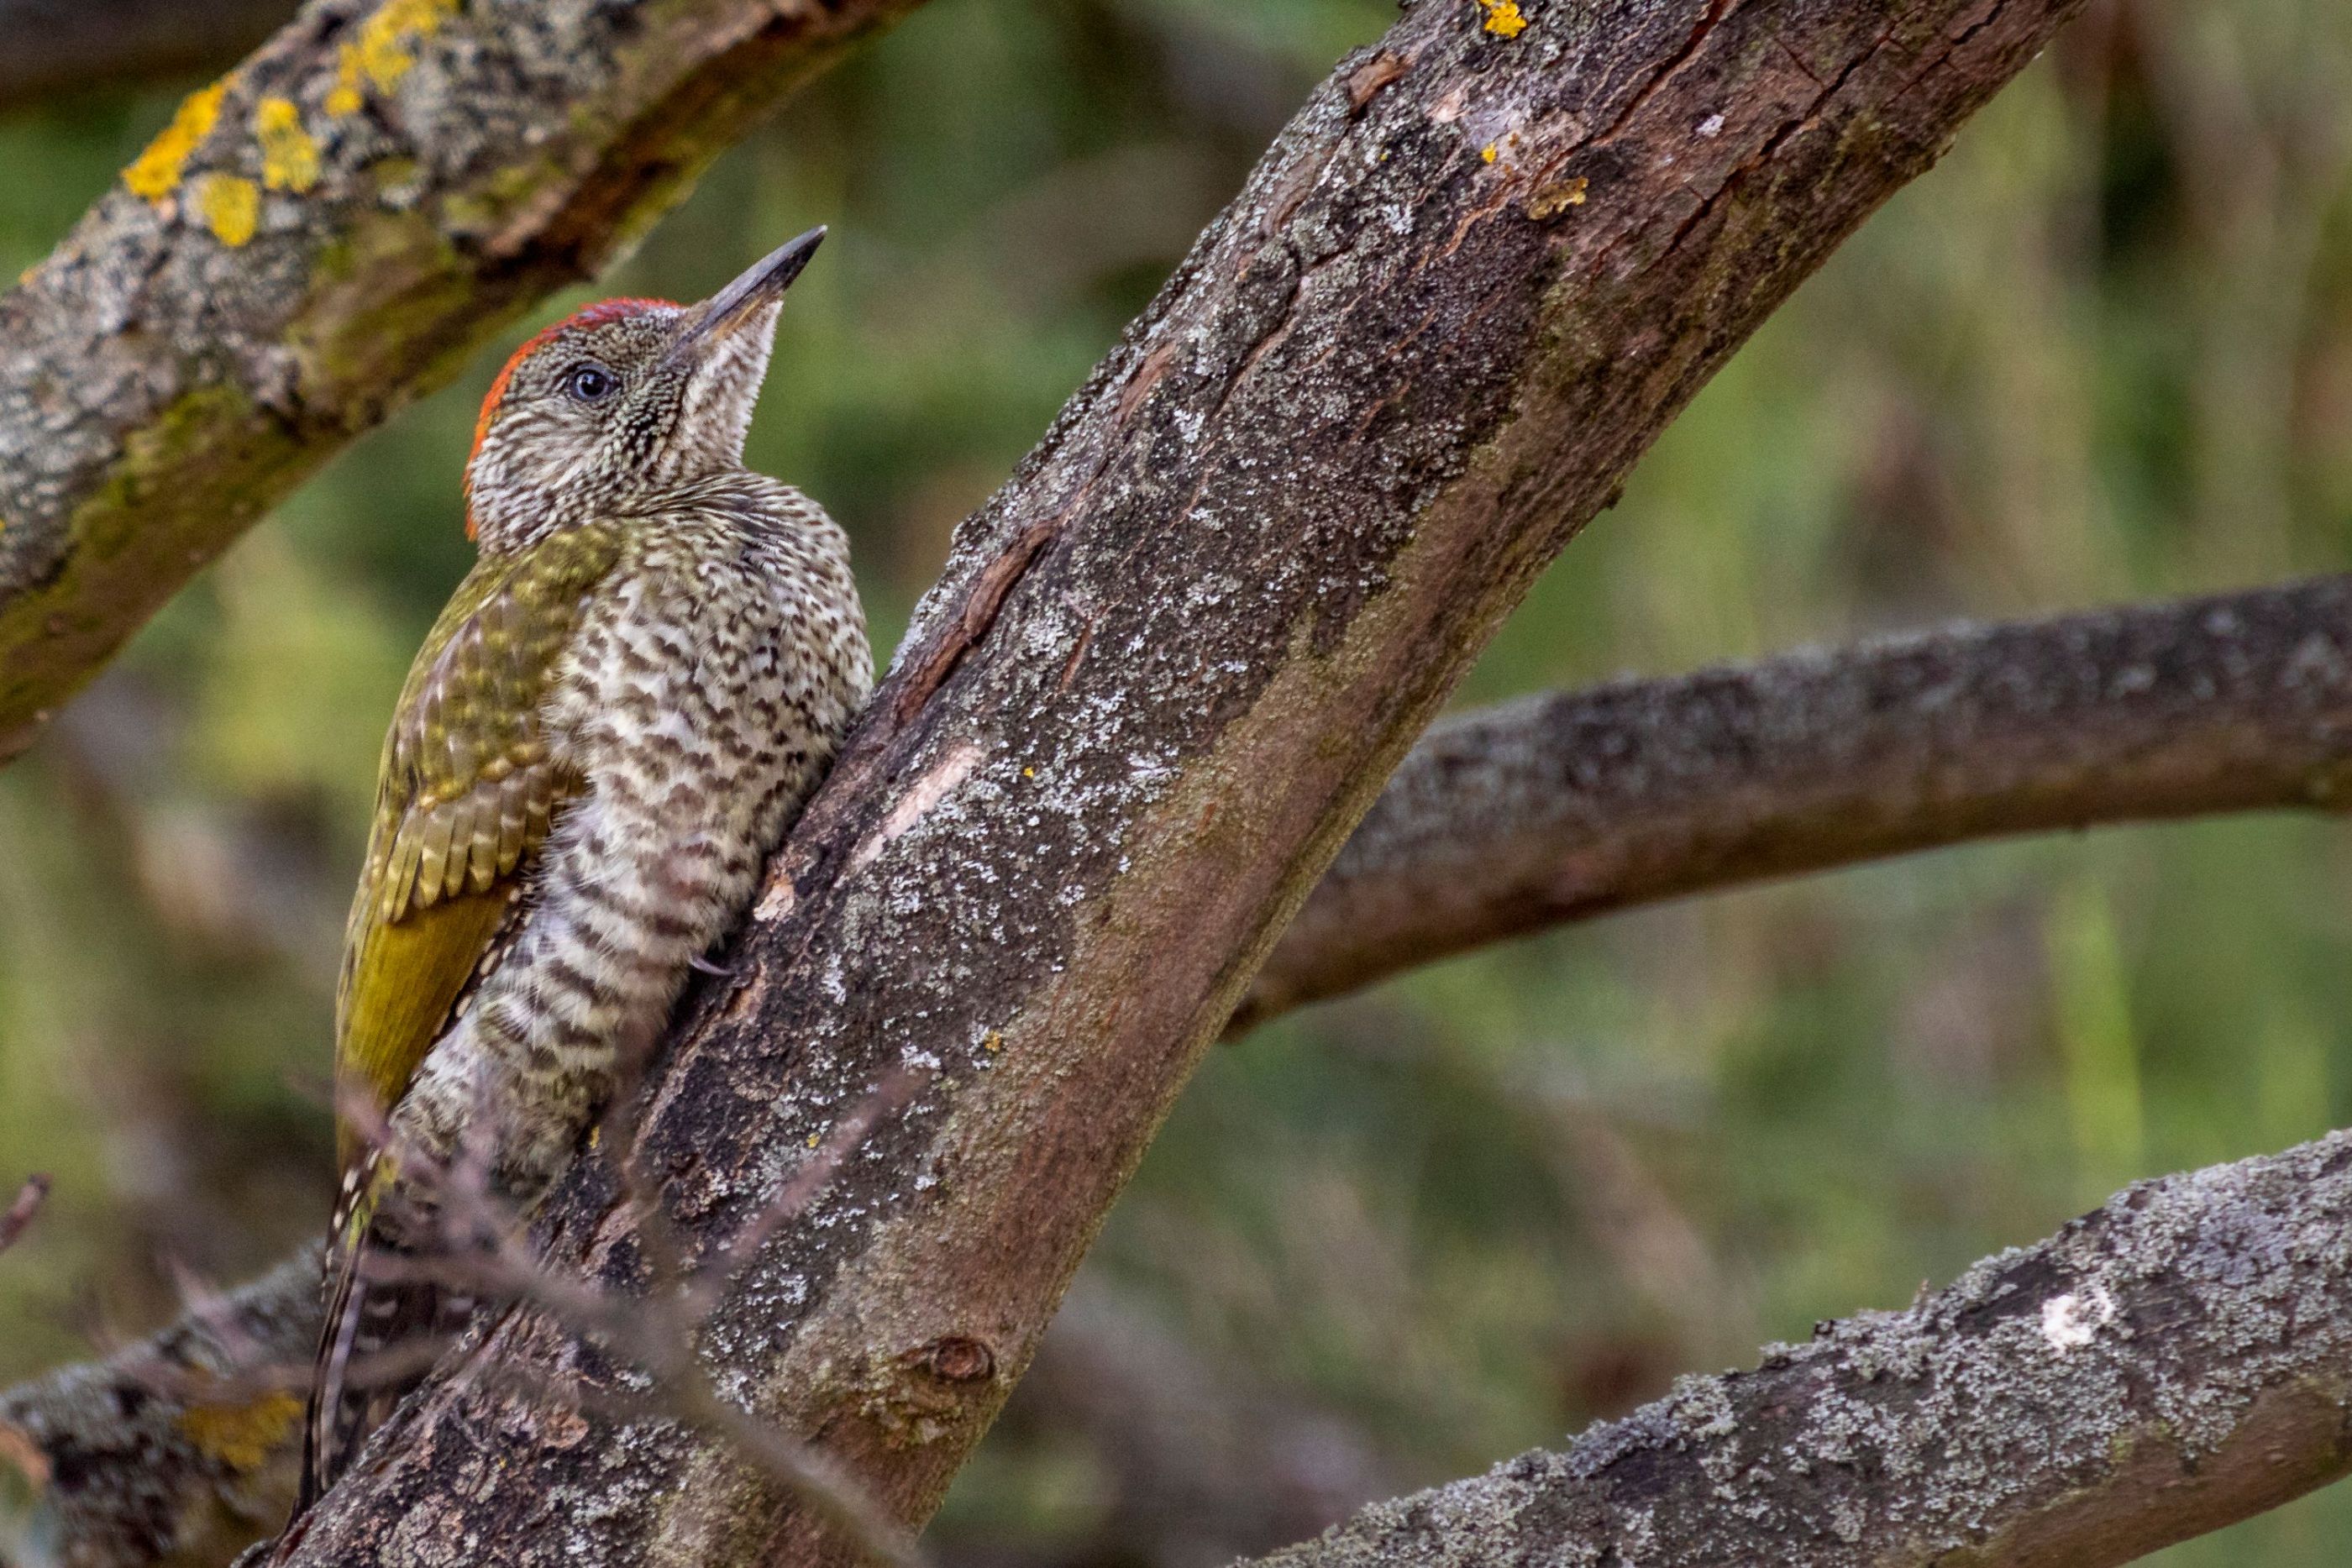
[256,0,2103,1560]
[0,1249,323,1568]
[0,0,919,765]
[1241,571,2352,1026]
[1243,1132,2352,1568]
[18,567,2352,1563]
[23,1131,2352,1568]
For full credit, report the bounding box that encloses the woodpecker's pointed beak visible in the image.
[671,226,826,364]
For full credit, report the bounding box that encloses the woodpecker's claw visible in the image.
[689,953,732,977]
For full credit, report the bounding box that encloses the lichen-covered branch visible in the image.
[1243,1132,2352,1568]
[1239,572,2352,1028]
[0,1248,321,1568]
[259,0,2101,1562]
[0,0,920,764]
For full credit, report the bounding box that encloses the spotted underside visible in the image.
[333,522,626,1173]
[302,235,865,1514]
[307,477,869,1503]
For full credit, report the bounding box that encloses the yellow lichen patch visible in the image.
[197,172,260,246]
[325,0,457,116]
[1528,176,1588,219]
[253,97,321,192]
[1478,0,1529,37]
[368,0,457,90]
[176,1390,302,1473]
[1481,143,1499,164]
[123,80,228,202]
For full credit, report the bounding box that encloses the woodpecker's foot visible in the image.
[689,952,731,977]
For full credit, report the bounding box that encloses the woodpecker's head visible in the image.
[463,226,826,553]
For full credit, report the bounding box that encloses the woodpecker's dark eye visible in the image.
[564,362,618,403]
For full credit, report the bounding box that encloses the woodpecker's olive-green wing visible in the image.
[333,523,626,1171]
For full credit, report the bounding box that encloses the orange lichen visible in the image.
[176,1391,302,1472]
[124,80,228,202]
[1478,1,1529,37]
[197,172,260,245]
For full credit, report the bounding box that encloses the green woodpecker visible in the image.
[299,228,871,1507]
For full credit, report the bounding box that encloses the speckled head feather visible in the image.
[461,229,827,553]
[465,296,677,532]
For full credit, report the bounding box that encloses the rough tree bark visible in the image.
[21,566,2352,1564]
[235,0,2107,1561]
[1243,1131,2352,1568]
[1242,571,2352,1025]
[24,1124,2352,1567]
[0,0,921,766]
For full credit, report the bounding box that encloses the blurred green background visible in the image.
[3,0,2351,1561]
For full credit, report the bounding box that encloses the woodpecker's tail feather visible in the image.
[295,1169,471,1513]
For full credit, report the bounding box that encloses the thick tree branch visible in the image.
[0,1248,321,1568]
[27,563,2352,1560]
[1243,1131,2352,1568]
[0,0,919,764]
[255,0,2101,1562]
[24,569,2352,1560]
[1240,572,2352,1028]
[24,1133,2352,1568]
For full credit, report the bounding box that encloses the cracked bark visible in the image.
[0,0,921,765]
[239,0,2103,1561]
[19,564,2352,1561]
[18,566,2352,1561]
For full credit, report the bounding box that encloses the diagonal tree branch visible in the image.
[17,563,2352,1563]
[1240,571,2352,1028]
[18,564,2352,1563]
[0,0,921,765]
[1242,1130,2352,1568]
[258,0,2103,1562]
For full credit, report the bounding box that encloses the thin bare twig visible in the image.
[0,1173,50,1254]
